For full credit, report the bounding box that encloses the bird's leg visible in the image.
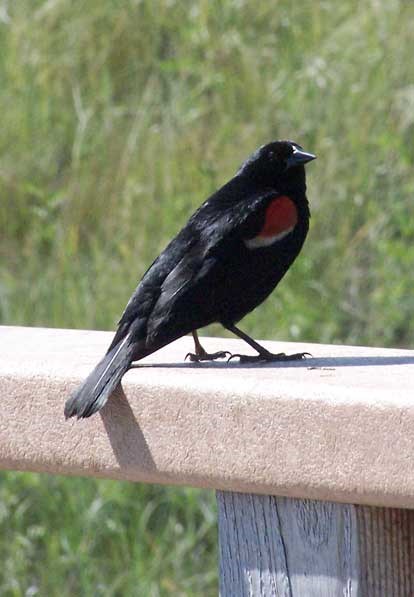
[225,324,310,363]
[185,330,231,362]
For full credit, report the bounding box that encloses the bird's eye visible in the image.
[268,151,275,159]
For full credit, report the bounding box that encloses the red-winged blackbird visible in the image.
[65,140,315,419]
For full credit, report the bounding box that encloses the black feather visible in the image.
[64,335,135,419]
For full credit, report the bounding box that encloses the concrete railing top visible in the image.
[1,325,414,508]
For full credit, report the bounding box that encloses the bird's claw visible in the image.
[228,351,311,364]
[185,350,231,363]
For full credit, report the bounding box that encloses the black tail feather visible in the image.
[64,336,135,419]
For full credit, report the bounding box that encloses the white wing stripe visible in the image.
[244,226,295,249]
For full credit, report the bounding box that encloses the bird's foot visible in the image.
[185,349,231,363]
[229,350,311,364]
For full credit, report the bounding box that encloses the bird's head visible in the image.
[237,140,316,188]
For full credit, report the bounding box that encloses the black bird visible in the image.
[65,140,315,419]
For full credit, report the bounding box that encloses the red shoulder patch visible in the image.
[260,196,298,238]
[244,196,298,250]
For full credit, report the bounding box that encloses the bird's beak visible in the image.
[286,147,316,169]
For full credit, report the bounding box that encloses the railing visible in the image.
[1,325,414,595]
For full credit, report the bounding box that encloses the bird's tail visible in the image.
[64,335,135,419]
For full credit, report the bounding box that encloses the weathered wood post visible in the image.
[217,493,414,596]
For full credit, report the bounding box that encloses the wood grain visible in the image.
[217,492,414,596]
[357,506,414,596]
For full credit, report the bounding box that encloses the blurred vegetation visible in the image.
[1,0,414,594]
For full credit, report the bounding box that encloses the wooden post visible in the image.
[217,491,414,597]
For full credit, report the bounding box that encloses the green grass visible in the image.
[1,0,414,594]
[0,474,217,596]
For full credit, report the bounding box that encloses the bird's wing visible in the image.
[109,188,282,351]
[106,225,200,351]
[143,190,283,335]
